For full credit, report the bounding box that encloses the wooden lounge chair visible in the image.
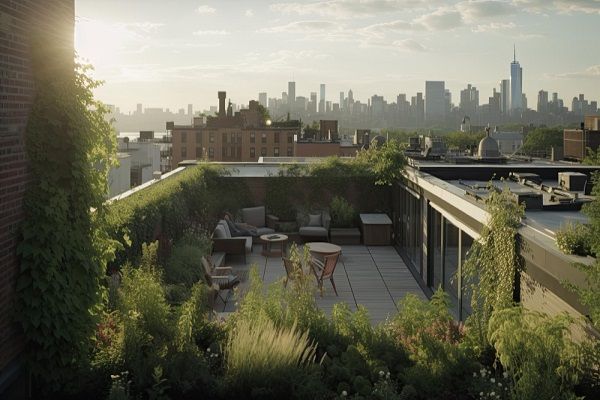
[282,257,301,287]
[310,252,341,297]
[201,256,240,303]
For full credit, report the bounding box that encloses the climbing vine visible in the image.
[15,59,117,390]
[462,186,525,344]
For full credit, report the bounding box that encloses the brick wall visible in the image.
[0,0,74,374]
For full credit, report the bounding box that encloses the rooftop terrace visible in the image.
[216,244,427,324]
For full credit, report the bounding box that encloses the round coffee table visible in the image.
[260,234,288,257]
[305,242,342,256]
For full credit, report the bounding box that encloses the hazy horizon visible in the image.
[75,0,600,113]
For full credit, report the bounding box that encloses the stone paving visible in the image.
[215,244,427,324]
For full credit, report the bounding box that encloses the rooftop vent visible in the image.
[558,172,587,192]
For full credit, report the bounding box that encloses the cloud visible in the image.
[552,65,600,79]
[260,20,343,34]
[360,20,423,36]
[270,0,438,19]
[196,5,216,14]
[514,0,600,15]
[457,0,517,20]
[245,9,255,17]
[193,30,229,35]
[472,21,516,32]
[361,8,464,34]
[415,8,464,30]
[100,50,332,83]
[392,38,427,51]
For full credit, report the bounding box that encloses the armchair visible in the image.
[241,206,279,237]
[298,210,331,242]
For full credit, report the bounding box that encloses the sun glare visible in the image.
[75,18,133,65]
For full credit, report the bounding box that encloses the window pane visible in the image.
[444,220,460,315]
[430,207,442,291]
[461,232,475,318]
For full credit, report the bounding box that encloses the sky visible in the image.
[75,0,600,113]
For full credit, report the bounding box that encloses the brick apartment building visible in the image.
[168,92,300,167]
[564,115,600,161]
[0,0,75,388]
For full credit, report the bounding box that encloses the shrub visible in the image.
[388,291,475,398]
[164,244,205,287]
[330,196,357,228]
[224,316,318,398]
[487,307,581,400]
[556,222,592,256]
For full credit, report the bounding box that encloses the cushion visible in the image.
[308,213,322,227]
[214,224,227,239]
[299,226,328,237]
[242,236,253,252]
[256,226,275,236]
[242,206,266,228]
[218,220,232,238]
[225,218,243,237]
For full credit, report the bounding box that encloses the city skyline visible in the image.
[75,0,600,112]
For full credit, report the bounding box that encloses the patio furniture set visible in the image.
[209,205,393,299]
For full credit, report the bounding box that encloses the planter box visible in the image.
[330,228,361,245]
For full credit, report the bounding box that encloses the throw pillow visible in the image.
[225,217,243,237]
[308,213,322,227]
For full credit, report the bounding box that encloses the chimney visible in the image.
[218,91,226,117]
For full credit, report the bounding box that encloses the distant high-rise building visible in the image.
[136,103,143,115]
[500,79,510,114]
[258,92,267,107]
[288,81,296,109]
[371,95,384,118]
[319,84,326,113]
[339,91,345,110]
[348,89,354,104]
[309,92,317,113]
[521,93,528,111]
[425,81,446,122]
[411,92,424,124]
[187,104,193,116]
[459,84,479,116]
[282,92,288,104]
[537,90,548,113]
[510,45,523,112]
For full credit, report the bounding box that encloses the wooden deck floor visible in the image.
[215,244,427,324]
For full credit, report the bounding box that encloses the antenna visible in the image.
[513,44,516,62]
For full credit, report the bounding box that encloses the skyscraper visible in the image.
[425,81,446,122]
[510,45,523,112]
[500,79,510,114]
[459,84,479,116]
[288,82,296,109]
[187,103,193,116]
[339,91,345,110]
[537,90,548,113]
[319,84,326,113]
[258,92,267,108]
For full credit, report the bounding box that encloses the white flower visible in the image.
[206,347,211,352]
[490,378,495,383]
[491,392,495,396]
[479,392,483,396]
[498,382,502,387]
[503,371,508,379]
[473,372,477,377]
[386,372,390,378]
[379,370,385,377]
[341,390,347,397]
